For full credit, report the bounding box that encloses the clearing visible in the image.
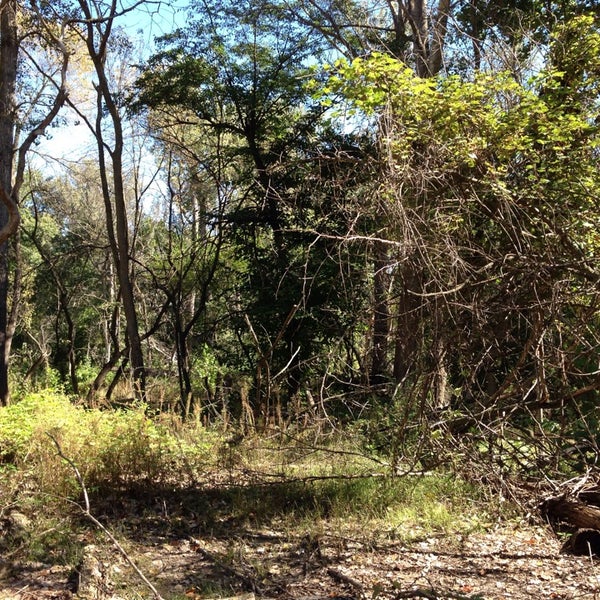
[0,483,598,600]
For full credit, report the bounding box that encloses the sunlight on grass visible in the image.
[0,391,501,566]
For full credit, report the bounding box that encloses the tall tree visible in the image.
[68,0,147,398]
[0,0,20,404]
[0,0,69,404]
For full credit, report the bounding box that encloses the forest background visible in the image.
[2,2,600,590]
[0,0,600,598]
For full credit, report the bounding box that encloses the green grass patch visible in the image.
[0,391,499,566]
[185,471,487,541]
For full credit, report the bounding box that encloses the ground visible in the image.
[1,497,599,600]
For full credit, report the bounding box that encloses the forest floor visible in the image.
[0,485,599,600]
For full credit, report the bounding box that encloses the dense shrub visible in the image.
[0,392,217,497]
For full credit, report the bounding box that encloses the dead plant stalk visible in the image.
[47,432,166,600]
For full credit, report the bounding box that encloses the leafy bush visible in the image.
[0,391,218,497]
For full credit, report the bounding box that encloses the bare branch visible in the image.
[47,433,166,600]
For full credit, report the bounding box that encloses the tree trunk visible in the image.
[77,0,146,398]
[402,0,451,76]
[174,312,194,419]
[370,241,390,386]
[408,0,429,77]
[393,271,420,382]
[0,0,18,405]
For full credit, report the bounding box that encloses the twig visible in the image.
[47,433,166,600]
[394,587,485,599]
[327,568,365,598]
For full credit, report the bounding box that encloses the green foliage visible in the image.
[133,0,322,152]
[319,49,600,175]
[0,395,497,567]
[0,392,218,494]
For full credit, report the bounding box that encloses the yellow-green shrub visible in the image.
[0,392,217,497]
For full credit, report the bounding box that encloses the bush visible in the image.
[0,391,218,497]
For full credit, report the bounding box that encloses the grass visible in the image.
[0,390,498,572]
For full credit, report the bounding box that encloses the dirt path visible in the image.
[1,523,599,599]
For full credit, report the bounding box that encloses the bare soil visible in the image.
[1,486,599,600]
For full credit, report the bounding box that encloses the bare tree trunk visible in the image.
[76,0,146,398]
[0,0,18,405]
[403,0,451,76]
[407,0,429,76]
[430,332,448,408]
[428,0,450,75]
[370,242,390,386]
[393,279,419,382]
[0,1,70,404]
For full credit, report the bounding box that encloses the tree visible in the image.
[321,13,600,470]
[0,0,20,405]
[0,0,69,404]
[284,0,600,403]
[13,164,120,396]
[135,145,228,419]
[286,0,451,73]
[134,0,344,421]
[66,0,147,398]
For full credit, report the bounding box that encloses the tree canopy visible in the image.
[1,0,599,478]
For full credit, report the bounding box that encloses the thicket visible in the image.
[1,0,600,511]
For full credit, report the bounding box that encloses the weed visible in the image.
[0,390,500,579]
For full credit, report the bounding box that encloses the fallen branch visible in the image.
[394,587,484,599]
[47,433,166,600]
[190,536,266,594]
[541,494,600,530]
[327,567,365,598]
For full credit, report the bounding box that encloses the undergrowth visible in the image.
[0,391,500,568]
[0,391,217,495]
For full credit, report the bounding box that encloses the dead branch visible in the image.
[189,536,267,594]
[47,433,166,600]
[541,494,600,531]
[327,567,365,598]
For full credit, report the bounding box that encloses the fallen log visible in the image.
[541,495,600,556]
[541,495,600,530]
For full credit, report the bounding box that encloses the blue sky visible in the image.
[34,1,189,166]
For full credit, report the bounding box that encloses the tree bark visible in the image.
[0,0,18,405]
[541,495,600,556]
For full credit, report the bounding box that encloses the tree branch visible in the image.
[47,433,166,600]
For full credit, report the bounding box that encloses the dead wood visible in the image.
[326,568,365,598]
[541,495,600,530]
[560,528,600,556]
[540,493,600,557]
[189,536,268,594]
[394,587,483,599]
